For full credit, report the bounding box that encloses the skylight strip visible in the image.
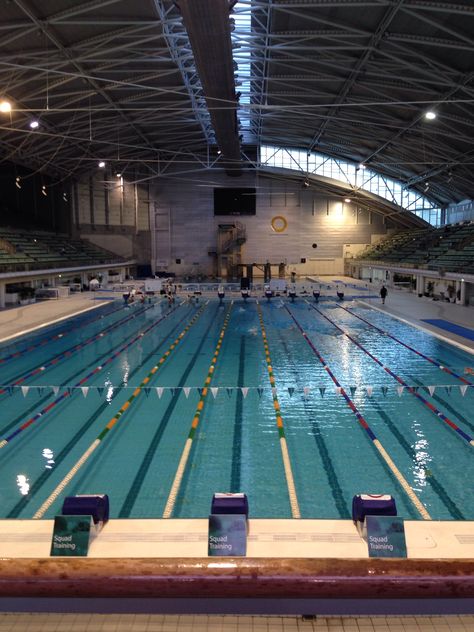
[231,1,253,142]
[260,144,441,225]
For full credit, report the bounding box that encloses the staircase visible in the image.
[217,222,247,280]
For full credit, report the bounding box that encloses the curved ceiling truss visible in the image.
[260,144,440,225]
[0,0,472,209]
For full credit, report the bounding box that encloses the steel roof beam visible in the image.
[152,0,214,146]
[254,1,272,146]
[307,0,406,152]
[174,0,242,174]
[3,16,175,155]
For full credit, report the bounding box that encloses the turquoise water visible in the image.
[0,297,473,521]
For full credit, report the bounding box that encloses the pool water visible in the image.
[0,297,473,521]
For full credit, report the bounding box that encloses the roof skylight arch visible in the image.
[231,1,253,143]
[260,144,442,226]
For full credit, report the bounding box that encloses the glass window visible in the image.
[259,144,440,224]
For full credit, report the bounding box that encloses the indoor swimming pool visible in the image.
[0,296,473,522]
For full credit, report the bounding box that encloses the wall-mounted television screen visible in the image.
[213,188,256,215]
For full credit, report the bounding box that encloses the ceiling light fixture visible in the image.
[29,120,39,129]
[41,185,47,196]
[424,111,436,120]
[344,198,351,203]
[0,100,11,113]
[98,161,105,168]
[15,176,21,189]
[358,163,366,170]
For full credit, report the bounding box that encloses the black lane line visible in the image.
[6,309,193,518]
[366,398,464,520]
[119,306,219,518]
[307,305,465,519]
[230,336,245,493]
[275,320,350,519]
[0,301,120,358]
[0,393,54,437]
[407,374,474,434]
[0,305,171,436]
[1,304,151,390]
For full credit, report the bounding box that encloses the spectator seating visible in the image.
[0,227,124,272]
[356,222,474,273]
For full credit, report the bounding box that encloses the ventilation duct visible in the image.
[174,0,242,176]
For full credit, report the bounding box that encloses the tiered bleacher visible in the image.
[357,222,474,274]
[0,227,124,272]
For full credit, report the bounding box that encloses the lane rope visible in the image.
[32,302,208,519]
[162,302,233,518]
[257,302,301,519]
[336,303,473,386]
[0,302,156,397]
[0,303,124,365]
[285,304,431,520]
[0,302,182,449]
[309,302,474,447]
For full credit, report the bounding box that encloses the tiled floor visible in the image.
[0,614,473,631]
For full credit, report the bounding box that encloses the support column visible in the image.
[460,280,466,305]
[0,282,5,309]
[264,262,271,283]
[416,275,424,296]
[246,264,253,284]
[101,270,109,288]
[455,280,460,302]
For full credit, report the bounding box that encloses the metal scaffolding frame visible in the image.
[0,0,472,209]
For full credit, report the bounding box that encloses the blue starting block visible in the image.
[62,494,110,525]
[211,493,249,519]
[352,494,397,525]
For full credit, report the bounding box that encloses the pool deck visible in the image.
[357,288,474,354]
[308,276,474,354]
[1,518,473,560]
[0,517,473,608]
[0,292,109,344]
[0,286,473,611]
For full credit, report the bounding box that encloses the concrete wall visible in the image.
[150,173,389,277]
[74,174,150,262]
[72,169,395,277]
